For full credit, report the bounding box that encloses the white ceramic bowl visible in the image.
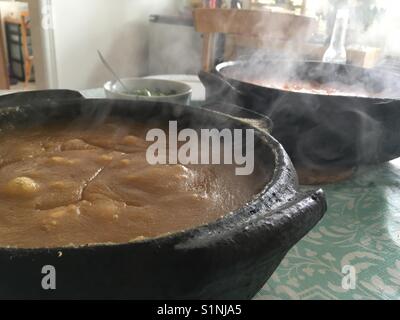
[104,78,192,105]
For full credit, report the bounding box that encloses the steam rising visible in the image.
[199,3,400,175]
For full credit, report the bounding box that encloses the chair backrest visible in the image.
[20,11,32,60]
[193,8,317,71]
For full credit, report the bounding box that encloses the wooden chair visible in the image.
[193,8,318,71]
[0,15,10,89]
[20,11,33,88]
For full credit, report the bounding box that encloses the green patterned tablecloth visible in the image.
[256,159,400,300]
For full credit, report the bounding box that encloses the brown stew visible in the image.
[0,120,266,249]
[237,78,381,97]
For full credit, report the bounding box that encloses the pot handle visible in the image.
[0,90,84,109]
[201,102,273,133]
[179,189,327,255]
[255,188,326,252]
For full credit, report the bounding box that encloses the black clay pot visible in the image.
[0,90,326,299]
[200,59,400,172]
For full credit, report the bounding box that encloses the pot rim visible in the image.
[215,59,399,102]
[0,99,294,253]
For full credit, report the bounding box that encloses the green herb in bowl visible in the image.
[129,88,178,97]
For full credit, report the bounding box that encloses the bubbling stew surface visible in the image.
[0,119,266,249]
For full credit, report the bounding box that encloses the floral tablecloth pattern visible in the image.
[256,159,400,300]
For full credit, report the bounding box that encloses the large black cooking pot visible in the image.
[200,59,400,173]
[0,90,326,299]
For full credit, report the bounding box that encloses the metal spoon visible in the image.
[97,50,151,96]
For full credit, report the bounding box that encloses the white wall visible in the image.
[28,0,180,90]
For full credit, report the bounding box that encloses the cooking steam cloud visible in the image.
[86,2,400,177]
[197,1,400,174]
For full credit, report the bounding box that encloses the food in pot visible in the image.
[220,63,400,98]
[238,78,386,97]
[221,70,395,98]
[0,120,265,249]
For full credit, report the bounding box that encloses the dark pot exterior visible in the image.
[202,61,400,170]
[0,92,326,299]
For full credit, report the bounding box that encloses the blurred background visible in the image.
[0,0,398,91]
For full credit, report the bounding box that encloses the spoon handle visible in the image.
[97,50,130,92]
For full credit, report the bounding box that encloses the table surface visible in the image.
[3,87,400,300]
[256,160,400,300]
